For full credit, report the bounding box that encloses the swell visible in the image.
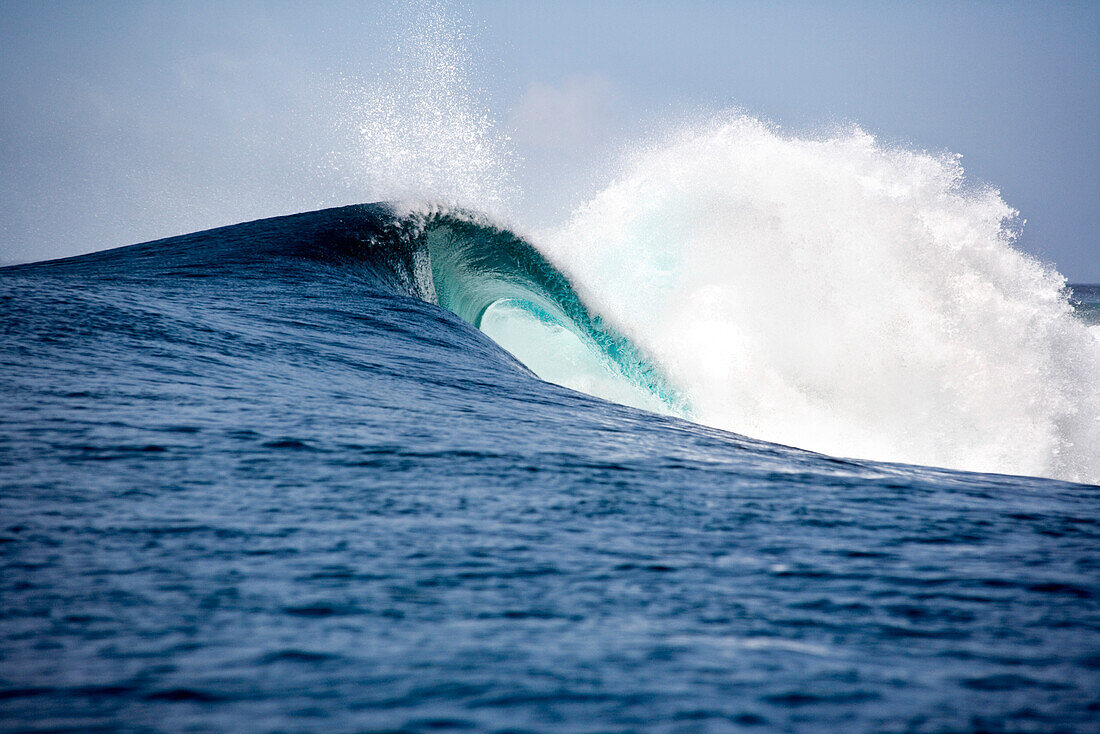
[2,203,687,414]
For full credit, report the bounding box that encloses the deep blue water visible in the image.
[1,205,1098,733]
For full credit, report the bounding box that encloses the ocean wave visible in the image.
[11,190,1099,483]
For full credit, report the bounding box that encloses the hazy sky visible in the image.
[1,0,1097,279]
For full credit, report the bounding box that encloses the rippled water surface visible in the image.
[1,211,1098,733]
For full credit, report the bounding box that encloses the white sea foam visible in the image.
[541,115,1100,483]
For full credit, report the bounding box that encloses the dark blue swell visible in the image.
[0,205,1097,733]
[8,203,686,412]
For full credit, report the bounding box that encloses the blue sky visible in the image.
[1,0,1097,279]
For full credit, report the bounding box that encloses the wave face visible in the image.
[413,208,685,413]
[542,116,1100,483]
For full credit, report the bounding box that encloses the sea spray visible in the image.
[333,0,517,215]
[542,115,1100,482]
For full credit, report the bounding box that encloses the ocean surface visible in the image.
[1,204,1098,733]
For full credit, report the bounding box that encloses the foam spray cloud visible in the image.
[544,116,1100,482]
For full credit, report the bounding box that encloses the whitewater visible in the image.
[538,117,1100,483]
